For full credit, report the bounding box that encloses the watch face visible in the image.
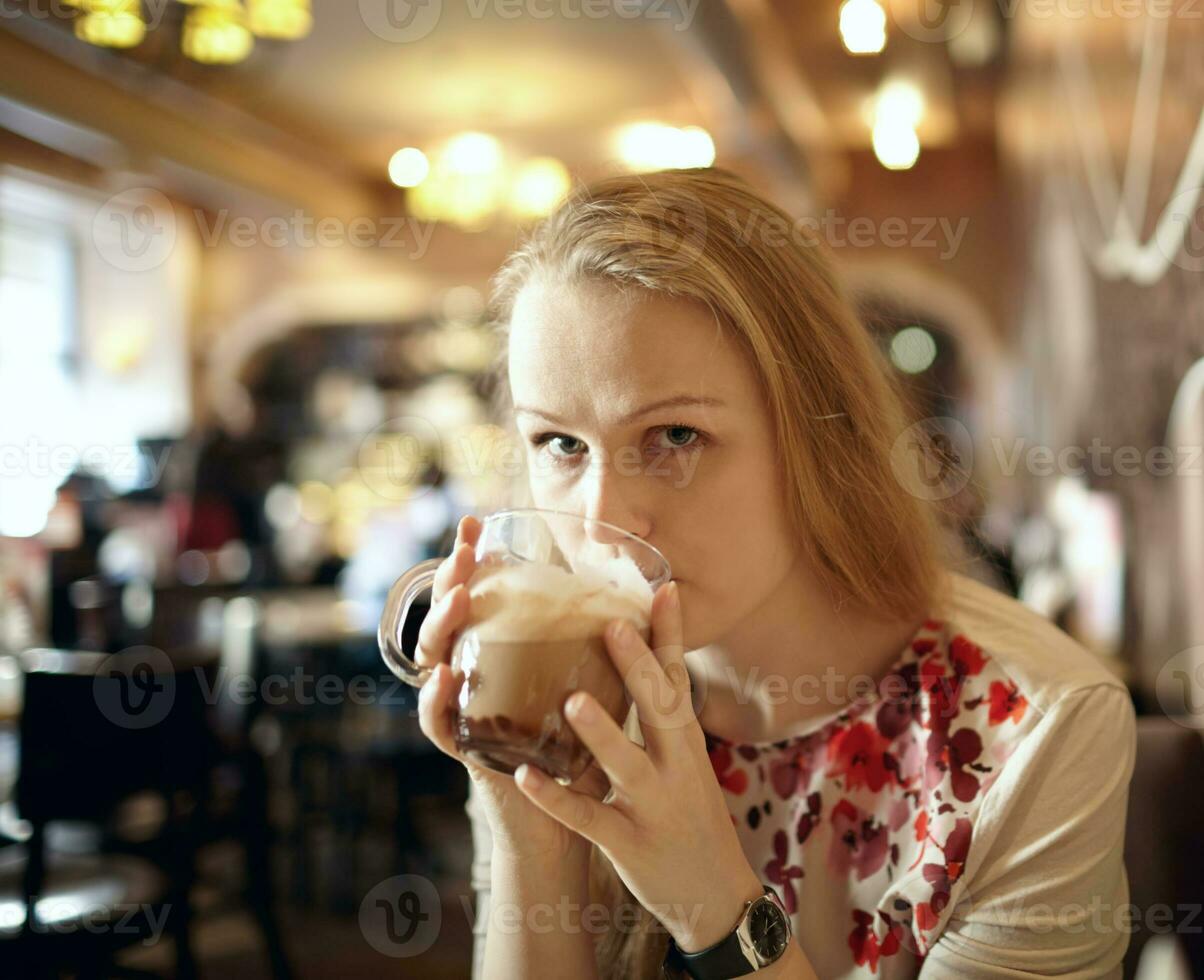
[748,899,789,959]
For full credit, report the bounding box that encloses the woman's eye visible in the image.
[538,434,586,459]
[528,425,705,466]
[653,425,701,451]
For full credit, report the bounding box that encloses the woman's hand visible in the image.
[415,515,609,863]
[512,579,766,952]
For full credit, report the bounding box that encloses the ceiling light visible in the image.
[247,0,312,40]
[872,119,920,170]
[74,1,146,48]
[870,78,924,170]
[443,132,503,175]
[876,78,926,127]
[839,0,887,55]
[388,147,430,188]
[509,157,572,220]
[181,5,254,63]
[615,122,715,172]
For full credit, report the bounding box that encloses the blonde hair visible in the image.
[485,166,956,977]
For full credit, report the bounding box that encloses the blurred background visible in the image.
[0,0,1202,977]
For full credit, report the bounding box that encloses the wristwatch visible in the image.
[663,886,792,979]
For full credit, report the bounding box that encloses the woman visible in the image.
[414,167,1135,978]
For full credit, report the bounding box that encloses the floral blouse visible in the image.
[467,573,1136,980]
[703,573,1136,979]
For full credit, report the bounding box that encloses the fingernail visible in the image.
[609,620,633,647]
[668,581,680,610]
[517,764,543,789]
[568,692,595,722]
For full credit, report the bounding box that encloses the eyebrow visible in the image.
[514,395,727,427]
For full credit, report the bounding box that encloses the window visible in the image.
[0,202,79,537]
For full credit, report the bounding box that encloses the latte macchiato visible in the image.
[450,558,653,783]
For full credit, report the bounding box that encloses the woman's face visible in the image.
[507,275,802,650]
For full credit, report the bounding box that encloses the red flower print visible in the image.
[949,635,986,677]
[915,817,973,942]
[708,741,749,796]
[848,909,905,973]
[944,818,972,874]
[768,734,824,800]
[987,679,1027,726]
[925,727,985,803]
[796,791,822,845]
[764,829,804,914]
[914,900,941,933]
[827,722,896,793]
[875,663,921,739]
[849,909,881,972]
[919,659,964,734]
[919,659,946,693]
[828,798,890,882]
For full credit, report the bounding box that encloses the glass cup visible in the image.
[379,508,672,783]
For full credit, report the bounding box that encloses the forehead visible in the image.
[507,276,755,419]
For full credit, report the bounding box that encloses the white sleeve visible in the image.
[921,683,1137,979]
[466,777,494,980]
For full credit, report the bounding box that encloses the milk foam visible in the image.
[461,557,655,642]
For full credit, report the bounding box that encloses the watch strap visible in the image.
[663,886,787,979]
[664,930,759,978]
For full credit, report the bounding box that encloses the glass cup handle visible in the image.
[378,557,444,687]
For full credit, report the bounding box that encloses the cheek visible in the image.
[526,467,568,509]
[665,470,797,646]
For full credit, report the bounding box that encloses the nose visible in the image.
[580,455,651,544]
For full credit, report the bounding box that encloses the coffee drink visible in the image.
[450,558,653,783]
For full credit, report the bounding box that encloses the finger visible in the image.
[414,583,470,668]
[606,582,697,747]
[417,662,462,757]
[454,513,483,552]
[649,580,688,678]
[431,542,474,604]
[564,691,652,800]
[570,758,612,803]
[514,761,625,847]
[431,516,483,602]
[457,513,483,557]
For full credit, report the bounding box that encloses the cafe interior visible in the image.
[0,0,1202,977]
